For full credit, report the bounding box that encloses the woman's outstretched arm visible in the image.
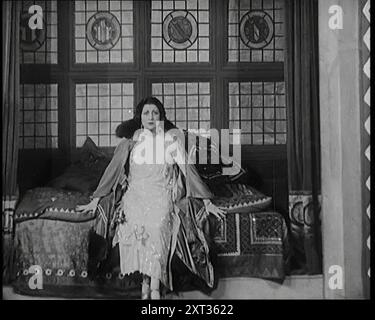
[92,138,130,198]
[169,132,225,220]
[169,131,213,199]
[76,139,130,213]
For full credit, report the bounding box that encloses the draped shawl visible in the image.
[91,135,215,290]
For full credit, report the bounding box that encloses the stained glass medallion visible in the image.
[228,0,285,62]
[151,0,210,63]
[20,12,46,52]
[75,0,134,63]
[20,0,58,64]
[239,11,274,49]
[86,12,121,50]
[163,11,198,50]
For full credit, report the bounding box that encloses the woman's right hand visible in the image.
[76,198,100,214]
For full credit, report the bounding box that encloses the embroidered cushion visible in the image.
[183,131,246,182]
[48,137,111,193]
[210,183,272,213]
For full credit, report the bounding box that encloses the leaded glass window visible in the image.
[75,83,134,147]
[20,1,58,64]
[152,82,211,130]
[75,0,134,63]
[20,84,59,149]
[228,0,285,62]
[151,0,210,63]
[229,81,286,144]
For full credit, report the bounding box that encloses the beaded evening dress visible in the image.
[112,134,177,287]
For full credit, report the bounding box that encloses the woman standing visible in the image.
[77,97,225,299]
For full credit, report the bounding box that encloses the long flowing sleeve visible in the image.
[171,133,214,200]
[92,139,132,199]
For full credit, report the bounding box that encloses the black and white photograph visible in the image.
[1,0,371,306]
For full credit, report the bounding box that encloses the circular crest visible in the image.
[239,11,274,49]
[163,11,198,50]
[20,12,46,51]
[86,12,121,51]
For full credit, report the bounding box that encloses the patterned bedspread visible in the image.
[12,219,142,298]
[213,211,289,279]
[11,188,290,298]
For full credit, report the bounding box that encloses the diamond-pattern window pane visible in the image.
[20,84,59,149]
[75,83,134,147]
[151,0,210,63]
[229,81,286,145]
[21,1,58,64]
[228,0,285,62]
[152,82,211,131]
[75,0,134,64]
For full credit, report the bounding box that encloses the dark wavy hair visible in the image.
[115,96,176,139]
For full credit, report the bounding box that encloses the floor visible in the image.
[3,275,324,300]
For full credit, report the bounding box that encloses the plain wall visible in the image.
[318,0,365,299]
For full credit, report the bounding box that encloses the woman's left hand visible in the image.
[203,200,226,220]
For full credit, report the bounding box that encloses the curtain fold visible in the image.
[2,0,21,283]
[284,0,322,274]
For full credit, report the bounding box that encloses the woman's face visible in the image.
[141,103,161,131]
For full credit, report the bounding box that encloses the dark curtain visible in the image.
[284,0,322,274]
[2,0,21,283]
